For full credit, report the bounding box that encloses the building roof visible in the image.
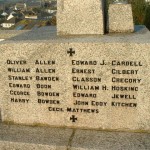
[1,11,8,16]
[16,3,25,6]
[26,2,41,8]
[23,11,37,16]
[3,17,19,24]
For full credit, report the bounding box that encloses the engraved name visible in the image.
[72,60,97,65]
[112,60,142,66]
[36,68,55,73]
[8,68,30,73]
[72,77,101,82]
[72,68,95,74]
[73,85,100,90]
[35,60,55,65]
[9,83,30,88]
[112,69,139,75]
[7,60,26,65]
[112,77,141,83]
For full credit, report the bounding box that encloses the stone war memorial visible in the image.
[0,0,150,149]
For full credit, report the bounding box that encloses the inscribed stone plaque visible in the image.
[57,0,104,35]
[0,32,150,132]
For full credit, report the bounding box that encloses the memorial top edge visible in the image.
[0,26,149,44]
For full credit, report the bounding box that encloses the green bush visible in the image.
[144,5,150,30]
[130,0,147,25]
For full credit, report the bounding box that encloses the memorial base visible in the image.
[0,123,150,150]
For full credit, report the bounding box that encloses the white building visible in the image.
[24,11,38,20]
[45,9,56,14]
[1,11,8,17]
[7,13,15,21]
[15,3,27,11]
[1,17,18,28]
[145,0,150,3]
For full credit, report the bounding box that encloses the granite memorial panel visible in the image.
[0,40,150,132]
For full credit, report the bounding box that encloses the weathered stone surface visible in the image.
[0,123,150,150]
[57,0,104,35]
[0,123,72,150]
[71,129,150,150]
[108,4,134,33]
[0,27,150,132]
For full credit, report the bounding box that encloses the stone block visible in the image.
[108,4,134,33]
[71,129,150,150]
[0,124,150,150]
[0,124,72,150]
[57,0,104,35]
[0,27,150,132]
